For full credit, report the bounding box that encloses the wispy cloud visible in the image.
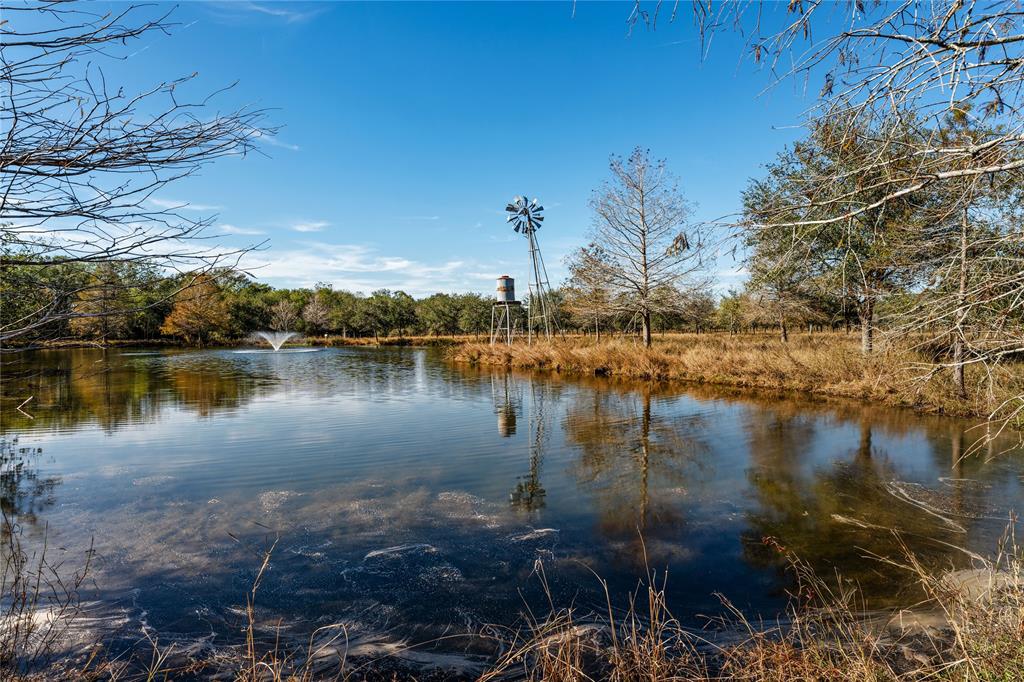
[398,215,441,221]
[219,223,266,236]
[247,127,300,152]
[241,243,487,296]
[208,2,327,25]
[291,220,330,233]
[147,198,222,211]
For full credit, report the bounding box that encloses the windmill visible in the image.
[506,195,555,342]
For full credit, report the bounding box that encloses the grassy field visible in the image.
[451,332,1024,421]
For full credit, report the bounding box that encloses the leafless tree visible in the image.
[270,299,300,332]
[1,1,271,348]
[302,294,331,334]
[586,147,706,347]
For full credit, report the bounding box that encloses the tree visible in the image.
[564,244,616,339]
[417,294,462,336]
[716,291,745,335]
[391,291,417,338]
[679,290,717,334]
[328,290,363,337]
[1,3,269,347]
[270,300,300,332]
[160,275,231,345]
[68,264,134,341]
[302,288,333,335]
[586,148,706,347]
[457,293,493,339]
[742,118,923,353]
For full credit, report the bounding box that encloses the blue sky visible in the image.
[103,1,813,296]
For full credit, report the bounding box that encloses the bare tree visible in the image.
[270,300,300,332]
[586,147,705,347]
[1,2,270,348]
[302,291,332,335]
[585,145,704,342]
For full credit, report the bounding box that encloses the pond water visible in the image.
[2,346,1024,671]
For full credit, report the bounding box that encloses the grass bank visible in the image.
[451,333,1024,420]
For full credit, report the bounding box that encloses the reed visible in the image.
[451,333,1024,420]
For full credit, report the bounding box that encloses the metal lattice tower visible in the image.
[505,195,555,343]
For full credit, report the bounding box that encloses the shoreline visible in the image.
[449,333,1024,422]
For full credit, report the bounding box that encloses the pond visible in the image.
[2,346,1023,671]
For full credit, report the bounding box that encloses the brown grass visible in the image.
[7,524,1024,680]
[479,530,1024,681]
[451,332,1024,420]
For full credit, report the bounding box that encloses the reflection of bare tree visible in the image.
[0,439,60,534]
[564,384,707,559]
[740,406,979,606]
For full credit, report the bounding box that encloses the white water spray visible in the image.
[257,331,296,351]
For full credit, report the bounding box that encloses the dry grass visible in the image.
[479,530,1024,682]
[451,332,1024,420]
[6,524,1024,680]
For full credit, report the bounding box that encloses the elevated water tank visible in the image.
[496,276,516,303]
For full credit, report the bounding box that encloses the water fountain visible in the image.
[257,331,296,351]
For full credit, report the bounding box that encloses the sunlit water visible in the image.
[3,346,1024,670]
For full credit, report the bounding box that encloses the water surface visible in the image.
[2,346,1023,667]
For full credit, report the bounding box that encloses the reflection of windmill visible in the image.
[506,195,555,343]
[510,381,547,512]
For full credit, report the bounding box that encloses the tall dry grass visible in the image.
[6,524,1024,680]
[479,530,1024,681]
[452,333,1024,420]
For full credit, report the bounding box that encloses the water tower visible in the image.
[490,275,519,346]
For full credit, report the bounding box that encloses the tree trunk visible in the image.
[779,315,788,343]
[641,311,652,348]
[953,206,969,399]
[859,300,874,355]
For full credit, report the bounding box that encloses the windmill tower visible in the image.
[505,195,555,343]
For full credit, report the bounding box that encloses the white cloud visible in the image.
[240,243,487,296]
[219,224,266,236]
[250,128,300,152]
[237,2,325,23]
[398,215,441,221]
[291,220,330,233]
[207,2,327,25]
[147,198,222,211]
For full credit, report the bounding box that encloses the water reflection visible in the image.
[1,347,1023,655]
[0,438,60,533]
[509,382,547,513]
[564,385,707,564]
